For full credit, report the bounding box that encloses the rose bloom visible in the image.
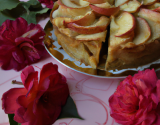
[38,0,56,9]
[2,63,69,125]
[109,69,160,125]
[0,17,46,71]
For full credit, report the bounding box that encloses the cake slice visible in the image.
[50,0,110,69]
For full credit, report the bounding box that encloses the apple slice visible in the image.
[75,30,107,41]
[52,17,72,28]
[109,16,135,47]
[115,0,129,7]
[115,12,136,37]
[138,8,160,44]
[147,2,160,10]
[56,1,91,18]
[133,17,151,45]
[57,0,89,8]
[64,11,96,26]
[137,0,157,5]
[66,16,110,34]
[83,0,108,4]
[90,2,120,16]
[120,0,141,13]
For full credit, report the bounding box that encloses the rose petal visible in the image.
[34,100,61,125]
[25,24,45,44]
[21,67,38,93]
[133,69,158,88]
[156,80,160,101]
[0,19,16,42]
[23,102,36,124]
[141,111,156,125]
[15,37,34,46]
[39,63,59,88]
[1,56,26,71]
[21,65,35,85]
[14,107,26,123]
[1,88,27,114]
[20,43,41,62]
[46,84,69,106]
[12,17,28,37]
[12,48,25,63]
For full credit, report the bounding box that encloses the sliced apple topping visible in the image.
[138,8,160,44]
[66,16,110,34]
[133,17,151,45]
[120,0,141,13]
[109,16,134,47]
[139,0,158,5]
[83,0,108,4]
[64,11,96,26]
[58,0,89,8]
[89,2,120,16]
[115,12,136,37]
[54,0,91,18]
[147,2,160,10]
[75,31,107,41]
[115,0,129,7]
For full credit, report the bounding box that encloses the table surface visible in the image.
[0,17,121,125]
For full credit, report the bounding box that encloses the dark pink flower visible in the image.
[109,69,160,125]
[38,0,56,9]
[0,17,46,71]
[2,63,69,125]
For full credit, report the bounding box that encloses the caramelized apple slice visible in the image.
[90,2,120,16]
[64,11,96,26]
[66,16,110,34]
[115,0,129,7]
[115,12,136,37]
[133,17,151,45]
[75,31,107,41]
[120,0,141,13]
[138,8,160,44]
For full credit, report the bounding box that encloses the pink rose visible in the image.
[2,63,69,125]
[0,17,46,71]
[109,69,160,125]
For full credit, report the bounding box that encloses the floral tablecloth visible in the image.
[0,16,121,125]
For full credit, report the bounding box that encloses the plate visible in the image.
[44,21,160,79]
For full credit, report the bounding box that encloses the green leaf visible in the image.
[58,96,83,120]
[0,1,49,25]
[35,8,49,14]
[0,11,15,25]
[27,0,40,6]
[0,0,20,11]
[8,114,19,125]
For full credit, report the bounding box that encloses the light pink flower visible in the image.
[109,69,160,125]
[0,17,46,71]
[2,63,69,125]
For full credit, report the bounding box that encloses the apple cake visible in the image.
[50,0,160,71]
